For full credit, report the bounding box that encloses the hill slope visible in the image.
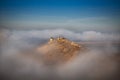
[36,37,83,65]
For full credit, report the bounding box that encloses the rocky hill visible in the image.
[36,37,83,65]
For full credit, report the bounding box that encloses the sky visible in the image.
[0,0,120,32]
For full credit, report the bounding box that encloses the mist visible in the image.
[0,29,120,80]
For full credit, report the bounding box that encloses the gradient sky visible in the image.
[0,0,120,32]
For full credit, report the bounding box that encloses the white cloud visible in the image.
[1,29,119,55]
[7,29,120,41]
[1,29,120,49]
[0,29,119,80]
[80,31,120,41]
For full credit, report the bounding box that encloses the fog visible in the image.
[0,29,120,80]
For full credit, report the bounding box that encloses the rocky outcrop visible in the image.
[36,37,83,65]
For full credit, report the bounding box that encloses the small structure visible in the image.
[49,37,54,42]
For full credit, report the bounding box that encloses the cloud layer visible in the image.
[0,28,119,56]
[2,28,120,42]
[0,29,119,55]
[0,29,120,80]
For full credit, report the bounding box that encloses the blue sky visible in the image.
[0,0,120,32]
[1,0,120,18]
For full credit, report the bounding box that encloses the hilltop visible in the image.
[36,37,83,65]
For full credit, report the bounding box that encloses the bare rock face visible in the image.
[36,37,83,65]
